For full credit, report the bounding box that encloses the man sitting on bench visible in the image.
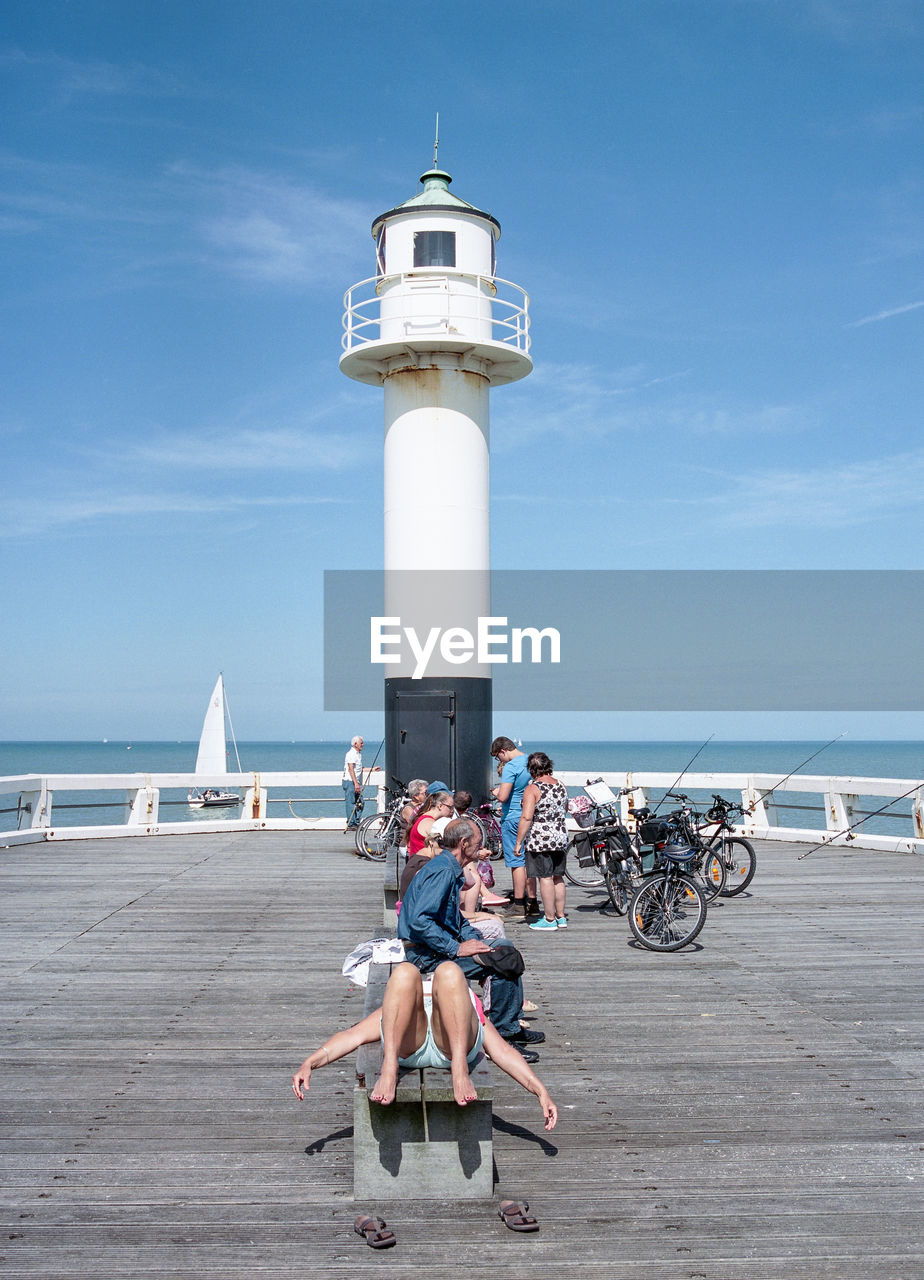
[397,817,545,1059]
[292,960,557,1129]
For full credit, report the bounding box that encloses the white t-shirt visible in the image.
[428,811,460,838]
[343,747,362,783]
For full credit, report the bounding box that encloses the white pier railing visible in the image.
[557,771,924,855]
[1,768,922,852]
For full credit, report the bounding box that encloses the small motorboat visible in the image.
[188,786,240,809]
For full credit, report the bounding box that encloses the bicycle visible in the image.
[563,789,637,889]
[696,793,758,896]
[627,843,708,951]
[659,790,757,896]
[471,800,504,860]
[353,778,408,862]
[563,790,708,950]
[652,794,727,901]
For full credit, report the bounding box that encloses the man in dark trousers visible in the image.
[397,818,545,1060]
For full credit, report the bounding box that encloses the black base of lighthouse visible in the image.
[384,677,492,803]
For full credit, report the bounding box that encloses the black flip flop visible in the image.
[354,1214,397,1248]
[498,1200,540,1232]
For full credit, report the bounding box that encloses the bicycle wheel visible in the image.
[628,873,707,951]
[355,812,390,861]
[472,815,503,860]
[603,862,631,915]
[718,837,757,896]
[564,835,605,887]
[484,819,504,860]
[692,849,726,901]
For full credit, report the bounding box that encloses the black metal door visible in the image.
[390,688,455,790]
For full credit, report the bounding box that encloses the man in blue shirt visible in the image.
[490,736,533,913]
[397,818,544,1059]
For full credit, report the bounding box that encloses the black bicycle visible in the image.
[565,800,708,950]
[627,842,708,951]
[653,795,727,901]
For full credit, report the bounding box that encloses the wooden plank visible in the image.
[0,830,921,1277]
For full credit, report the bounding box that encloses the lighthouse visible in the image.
[340,155,532,797]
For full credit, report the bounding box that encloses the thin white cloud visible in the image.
[0,151,371,291]
[174,162,374,286]
[129,426,357,472]
[494,365,805,448]
[1,47,193,101]
[2,491,345,539]
[705,449,924,530]
[846,301,924,327]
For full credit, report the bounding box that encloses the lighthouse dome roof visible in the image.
[372,168,500,238]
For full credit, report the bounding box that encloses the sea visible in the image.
[1,740,921,837]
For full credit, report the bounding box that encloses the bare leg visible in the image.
[553,874,566,919]
[370,963,427,1105]
[430,962,480,1106]
[537,875,556,921]
[511,865,527,901]
[460,869,482,914]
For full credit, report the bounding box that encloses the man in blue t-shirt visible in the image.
[490,736,533,914]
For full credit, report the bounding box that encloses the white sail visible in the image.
[194,675,228,775]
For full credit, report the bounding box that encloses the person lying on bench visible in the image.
[291,960,558,1129]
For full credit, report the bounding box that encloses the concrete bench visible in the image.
[353,962,494,1199]
[383,840,400,929]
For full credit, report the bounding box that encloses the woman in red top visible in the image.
[407,792,454,855]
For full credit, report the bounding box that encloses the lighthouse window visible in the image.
[375,226,386,276]
[413,230,456,268]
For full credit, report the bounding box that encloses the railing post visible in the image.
[243,773,265,820]
[912,788,923,839]
[18,785,51,830]
[743,782,769,828]
[826,787,856,834]
[619,783,646,830]
[127,781,159,827]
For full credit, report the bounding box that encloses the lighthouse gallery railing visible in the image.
[342,272,531,355]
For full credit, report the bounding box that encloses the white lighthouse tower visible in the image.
[340,153,532,795]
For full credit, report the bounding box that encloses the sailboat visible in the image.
[187,674,243,808]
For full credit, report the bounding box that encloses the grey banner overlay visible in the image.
[324,570,924,711]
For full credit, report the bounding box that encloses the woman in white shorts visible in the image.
[292,961,557,1125]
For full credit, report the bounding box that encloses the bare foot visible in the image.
[452,1063,478,1106]
[370,1065,397,1105]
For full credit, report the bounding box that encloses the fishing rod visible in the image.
[653,733,715,814]
[797,777,923,860]
[346,736,385,830]
[746,732,847,814]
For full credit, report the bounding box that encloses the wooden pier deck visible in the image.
[1,830,922,1279]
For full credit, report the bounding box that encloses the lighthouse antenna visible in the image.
[432,112,439,168]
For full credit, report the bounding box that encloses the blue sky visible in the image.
[2,0,922,741]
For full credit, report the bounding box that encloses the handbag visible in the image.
[473,944,525,979]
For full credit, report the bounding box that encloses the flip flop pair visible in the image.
[498,1199,540,1232]
[354,1214,396,1249]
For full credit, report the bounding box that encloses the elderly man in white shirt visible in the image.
[342,735,380,829]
